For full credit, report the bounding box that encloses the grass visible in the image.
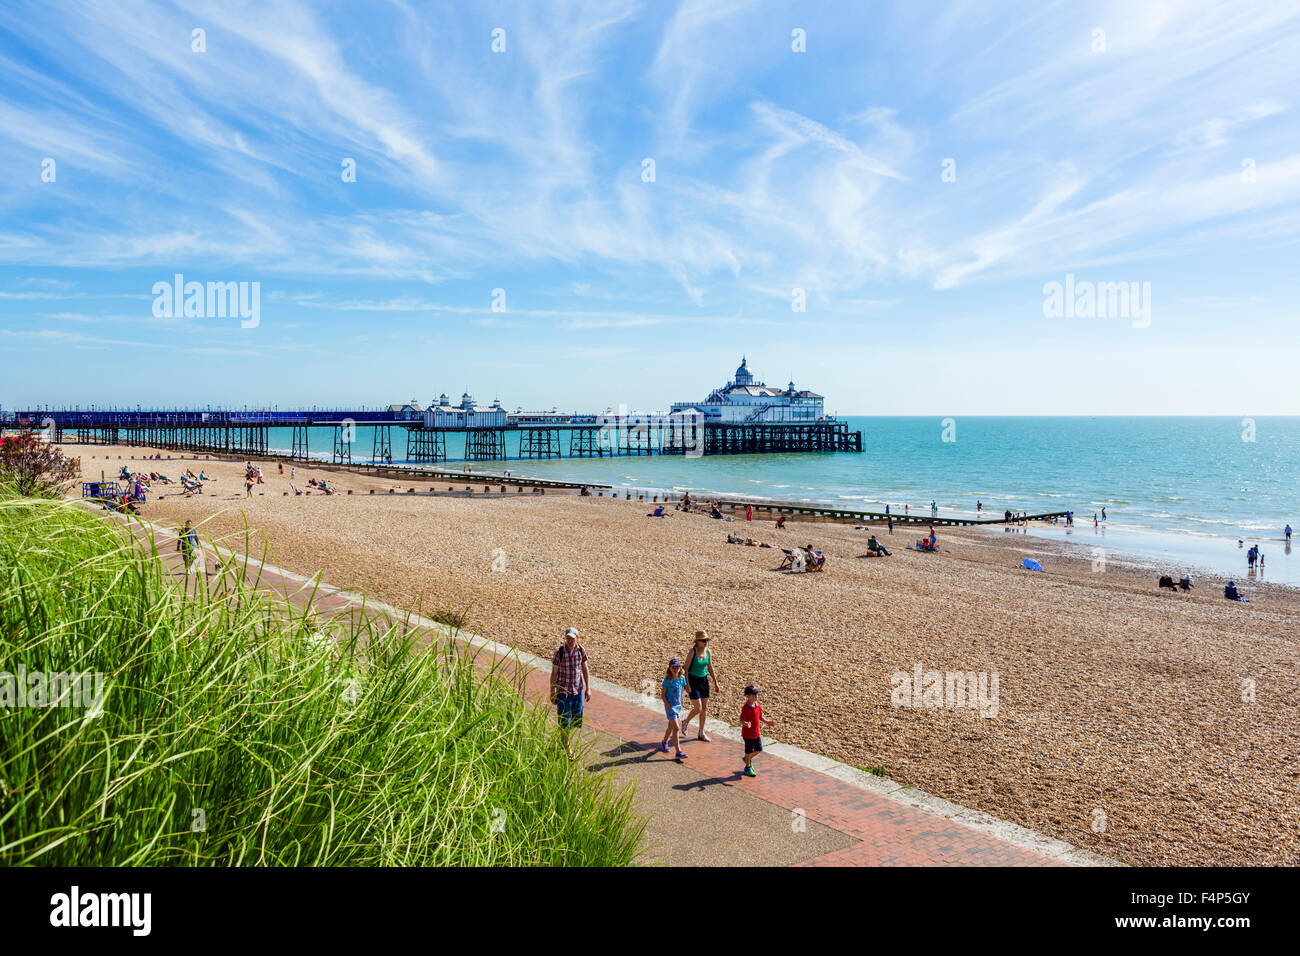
[0,485,643,865]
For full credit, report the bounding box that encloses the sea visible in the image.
[264,416,1300,587]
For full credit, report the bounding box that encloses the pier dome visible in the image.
[734,356,753,385]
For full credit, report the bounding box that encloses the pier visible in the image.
[14,408,863,464]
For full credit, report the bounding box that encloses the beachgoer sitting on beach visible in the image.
[1224,581,1242,601]
[803,545,825,571]
[1158,575,1178,591]
[775,515,786,529]
[1179,574,1194,591]
[709,506,724,520]
[290,483,303,496]
[647,505,666,517]
[867,535,890,556]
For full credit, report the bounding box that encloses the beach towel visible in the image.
[1022,558,1043,572]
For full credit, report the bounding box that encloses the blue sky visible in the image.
[2,0,1299,415]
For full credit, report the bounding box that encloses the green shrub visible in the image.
[0,493,642,866]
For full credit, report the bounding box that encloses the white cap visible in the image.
[564,627,579,638]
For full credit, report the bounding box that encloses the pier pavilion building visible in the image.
[423,392,507,429]
[670,357,824,423]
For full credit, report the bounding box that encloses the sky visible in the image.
[2,0,1299,415]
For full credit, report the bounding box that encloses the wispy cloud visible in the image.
[3,1,1300,412]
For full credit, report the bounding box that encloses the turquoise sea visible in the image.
[267,417,1300,586]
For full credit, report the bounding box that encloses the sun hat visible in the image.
[564,627,579,638]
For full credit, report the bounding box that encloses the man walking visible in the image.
[550,626,591,759]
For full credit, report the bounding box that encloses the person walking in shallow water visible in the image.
[681,631,720,741]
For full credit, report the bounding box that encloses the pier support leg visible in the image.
[372,425,392,465]
[333,425,353,465]
[292,424,309,460]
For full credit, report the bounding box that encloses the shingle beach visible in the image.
[79,446,1300,866]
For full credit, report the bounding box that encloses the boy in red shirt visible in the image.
[739,685,774,778]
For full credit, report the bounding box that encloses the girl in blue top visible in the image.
[659,659,689,760]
